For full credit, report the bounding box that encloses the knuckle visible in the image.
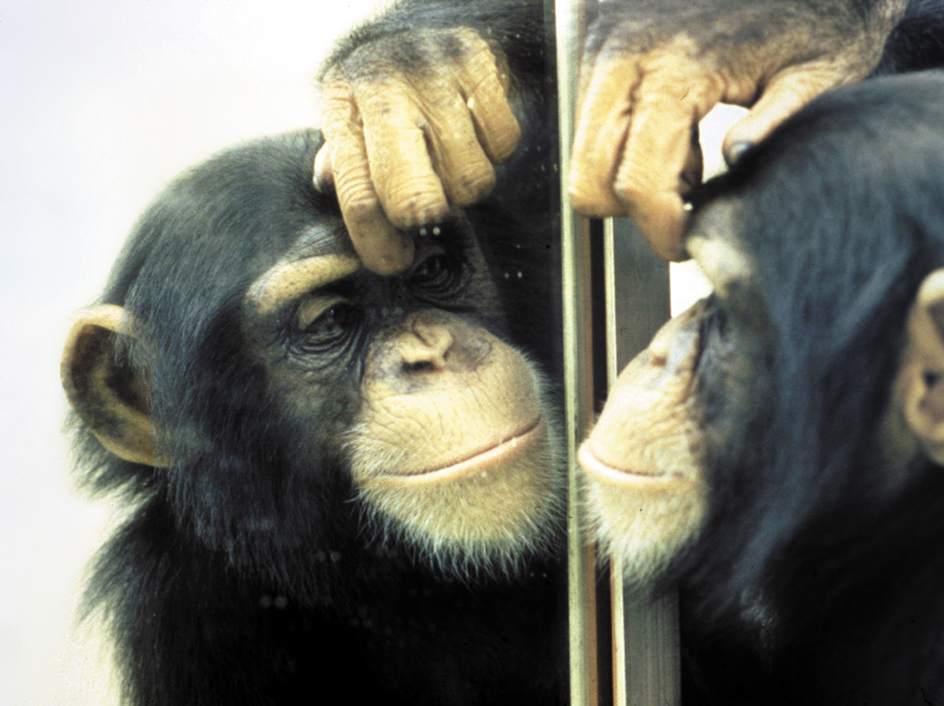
[339,187,382,224]
[445,28,494,70]
[568,181,621,218]
[383,178,448,228]
[358,79,420,118]
[450,166,496,206]
[464,50,501,89]
[319,79,355,112]
[453,27,489,51]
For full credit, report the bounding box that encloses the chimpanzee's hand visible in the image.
[568,0,906,261]
[316,28,521,275]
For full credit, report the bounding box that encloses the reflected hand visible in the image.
[316,28,521,275]
[568,0,904,261]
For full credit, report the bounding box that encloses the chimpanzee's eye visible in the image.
[295,295,360,349]
[702,294,729,341]
[694,294,731,374]
[408,251,469,298]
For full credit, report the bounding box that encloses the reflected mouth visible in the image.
[379,417,545,487]
[577,442,668,484]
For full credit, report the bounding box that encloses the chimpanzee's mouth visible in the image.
[382,417,545,486]
[577,441,670,483]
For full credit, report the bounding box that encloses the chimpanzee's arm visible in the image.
[320,0,548,87]
[316,0,917,273]
[315,0,548,275]
[568,0,910,260]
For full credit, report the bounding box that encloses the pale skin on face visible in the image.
[244,238,562,566]
[339,305,557,551]
[244,237,550,482]
[577,301,710,583]
[347,315,559,551]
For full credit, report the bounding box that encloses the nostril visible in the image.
[403,360,437,375]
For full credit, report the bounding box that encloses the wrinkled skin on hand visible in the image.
[568,0,907,260]
[316,28,521,275]
[317,0,906,269]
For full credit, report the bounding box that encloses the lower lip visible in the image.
[377,418,545,487]
[577,443,667,485]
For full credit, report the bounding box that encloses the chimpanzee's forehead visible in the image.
[286,221,356,261]
[246,222,358,315]
[244,216,482,316]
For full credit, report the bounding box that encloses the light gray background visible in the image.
[0,2,380,702]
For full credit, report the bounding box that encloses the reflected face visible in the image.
[578,199,766,583]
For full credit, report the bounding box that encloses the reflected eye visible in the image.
[694,294,736,375]
[702,295,728,341]
[296,296,359,343]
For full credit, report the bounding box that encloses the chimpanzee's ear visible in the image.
[61,305,167,467]
[901,269,944,465]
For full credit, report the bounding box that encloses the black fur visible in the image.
[72,127,567,705]
[681,72,944,705]
[877,0,944,73]
[69,1,571,700]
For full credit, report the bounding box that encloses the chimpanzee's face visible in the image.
[576,198,768,583]
[237,216,561,571]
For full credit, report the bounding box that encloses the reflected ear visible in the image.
[61,305,166,467]
[901,269,944,465]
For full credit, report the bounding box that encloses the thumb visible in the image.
[722,66,848,166]
[313,143,334,193]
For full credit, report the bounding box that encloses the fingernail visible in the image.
[313,147,331,193]
[727,141,753,166]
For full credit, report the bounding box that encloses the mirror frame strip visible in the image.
[604,218,680,706]
[554,1,599,704]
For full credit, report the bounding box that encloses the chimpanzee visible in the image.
[61,127,568,705]
[579,71,944,704]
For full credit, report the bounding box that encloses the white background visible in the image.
[0,2,382,703]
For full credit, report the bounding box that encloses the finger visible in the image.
[628,192,689,261]
[568,54,641,217]
[338,163,415,277]
[321,81,414,275]
[313,143,333,193]
[425,106,497,207]
[356,81,451,230]
[722,64,848,165]
[457,36,521,163]
[418,76,497,207]
[345,206,415,277]
[613,64,722,260]
[681,124,703,198]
